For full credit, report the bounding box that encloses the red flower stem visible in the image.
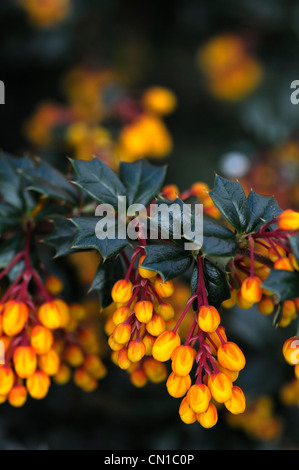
[172,294,197,333]
[0,251,25,281]
[249,236,255,278]
[125,247,142,281]
[31,270,52,303]
[0,272,24,304]
[184,319,198,346]
[197,254,208,306]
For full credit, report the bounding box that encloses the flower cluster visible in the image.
[196,34,263,101]
[0,225,106,407]
[24,66,175,169]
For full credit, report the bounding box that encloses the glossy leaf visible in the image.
[262,269,299,302]
[142,244,194,281]
[202,219,238,257]
[89,257,125,308]
[246,190,282,233]
[43,219,79,258]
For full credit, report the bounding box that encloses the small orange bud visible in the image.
[196,402,218,428]
[3,301,29,336]
[198,305,221,333]
[236,291,253,310]
[45,276,63,295]
[13,346,37,379]
[54,363,72,385]
[84,355,106,378]
[111,279,133,304]
[152,330,181,362]
[162,184,180,201]
[142,86,177,116]
[190,182,209,198]
[113,323,131,345]
[146,313,165,336]
[208,372,233,403]
[38,301,62,329]
[142,334,155,355]
[216,362,239,382]
[166,372,191,398]
[130,368,147,388]
[171,345,195,377]
[156,302,175,321]
[277,209,299,231]
[143,357,167,383]
[258,296,275,315]
[154,276,174,298]
[127,340,146,363]
[52,299,70,328]
[73,367,92,389]
[217,341,246,372]
[134,301,153,323]
[240,276,262,304]
[112,306,130,326]
[26,370,51,399]
[64,345,84,367]
[274,257,294,272]
[224,385,246,414]
[283,336,299,365]
[282,300,297,319]
[117,348,131,370]
[8,385,27,408]
[38,348,60,376]
[108,335,123,352]
[0,366,14,395]
[138,255,157,279]
[30,325,53,354]
[179,396,197,424]
[186,383,211,413]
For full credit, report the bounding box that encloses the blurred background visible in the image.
[0,0,299,450]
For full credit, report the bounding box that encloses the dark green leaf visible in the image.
[262,269,299,302]
[209,175,250,233]
[43,219,78,258]
[191,258,230,310]
[142,244,194,281]
[0,232,25,269]
[71,158,126,209]
[202,219,238,257]
[89,257,125,308]
[246,190,282,233]
[119,159,167,207]
[71,216,130,260]
[0,152,34,211]
[289,233,299,265]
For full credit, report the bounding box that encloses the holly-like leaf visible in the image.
[289,233,299,266]
[191,258,230,311]
[262,269,299,302]
[0,202,22,235]
[119,159,167,207]
[71,158,126,210]
[246,190,282,233]
[142,244,194,281]
[202,219,238,257]
[209,175,250,234]
[71,216,131,260]
[89,257,125,308]
[43,219,79,258]
[20,157,79,205]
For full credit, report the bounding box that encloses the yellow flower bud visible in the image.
[8,385,27,408]
[143,357,167,383]
[138,255,157,279]
[283,336,299,365]
[156,302,175,321]
[171,345,195,377]
[186,383,211,413]
[38,348,60,376]
[3,301,29,336]
[134,301,153,323]
[0,366,14,395]
[224,385,246,414]
[113,323,131,345]
[53,363,72,385]
[274,257,294,272]
[196,402,218,428]
[45,276,63,295]
[38,301,62,330]
[198,305,221,333]
[127,340,146,363]
[130,368,147,388]
[26,370,51,399]
[208,372,233,403]
[166,372,191,398]
[117,348,131,370]
[146,314,165,336]
[142,334,155,355]
[258,296,275,315]
[142,86,177,116]
[64,345,84,367]
[154,276,174,298]
[268,246,286,262]
[179,396,197,424]
[217,341,246,372]
[152,330,181,362]
[52,299,70,328]
[240,276,262,304]
[30,325,53,354]
[277,209,299,231]
[112,306,130,326]
[13,346,37,379]
[111,279,133,304]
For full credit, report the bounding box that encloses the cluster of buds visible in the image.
[105,248,178,387]
[0,224,106,407]
[222,209,299,328]
[151,255,246,428]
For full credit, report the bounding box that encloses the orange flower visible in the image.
[0,366,14,395]
[30,325,53,354]
[179,396,197,424]
[53,363,71,385]
[2,301,29,336]
[156,302,175,321]
[154,276,174,298]
[198,305,221,333]
[26,370,51,399]
[274,257,294,272]
[130,368,147,388]
[217,342,246,372]
[111,279,133,304]
[171,345,195,377]
[196,402,218,428]
[152,330,181,362]
[8,385,27,408]
[145,314,165,336]
[186,384,211,414]
[38,348,60,376]
[45,276,63,295]
[113,323,131,345]
[13,346,37,379]
[208,372,233,403]
[38,301,62,330]
[240,276,262,304]
[134,301,153,323]
[127,340,146,363]
[277,209,299,231]
[143,357,167,383]
[142,86,177,116]
[138,255,157,279]
[166,372,191,398]
[224,386,246,414]
[283,336,299,365]
[112,306,130,326]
